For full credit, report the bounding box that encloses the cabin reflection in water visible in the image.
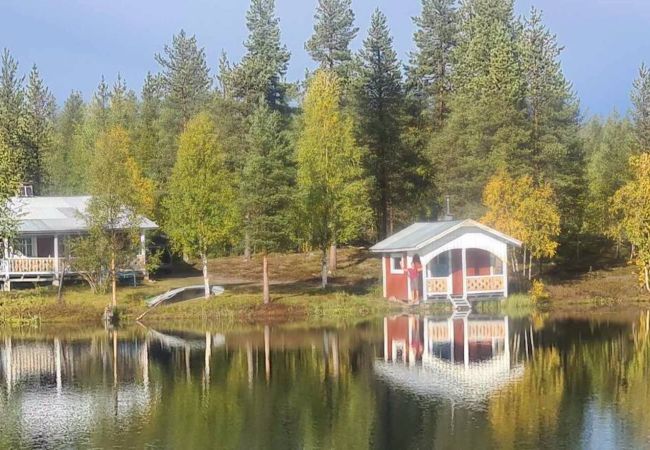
[377,314,524,406]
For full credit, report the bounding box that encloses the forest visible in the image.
[1,0,649,297]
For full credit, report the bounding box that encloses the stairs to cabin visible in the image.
[448,295,471,311]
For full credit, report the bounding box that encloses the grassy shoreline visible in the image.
[0,248,648,327]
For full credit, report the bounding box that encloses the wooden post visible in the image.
[461,248,467,299]
[53,234,59,276]
[262,253,270,304]
[503,250,509,298]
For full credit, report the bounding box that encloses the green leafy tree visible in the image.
[305,0,358,76]
[611,153,650,291]
[81,126,154,305]
[227,0,291,111]
[164,112,239,298]
[296,70,371,287]
[240,103,295,303]
[0,136,20,246]
[407,0,457,129]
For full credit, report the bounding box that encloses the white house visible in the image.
[1,194,157,291]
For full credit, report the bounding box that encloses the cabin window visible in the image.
[18,184,33,197]
[14,237,34,257]
[491,254,504,275]
[428,251,450,277]
[390,255,403,274]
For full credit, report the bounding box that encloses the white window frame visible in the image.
[14,237,36,257]
[390,254,404,274]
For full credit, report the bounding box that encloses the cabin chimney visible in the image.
[18,183,34,197]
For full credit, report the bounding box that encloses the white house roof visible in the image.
[369,219,521,253]
[9,196,158,234]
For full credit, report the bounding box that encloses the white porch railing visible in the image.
[465,275,505,293]
[5,258,65,274]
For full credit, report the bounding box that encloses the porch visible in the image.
[422,248,508,301]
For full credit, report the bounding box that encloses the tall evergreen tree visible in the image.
[228,0,291,110]
[520,8,585,244]
[631,63,650,152]
[240,103,295,303]
[24,64,56,192]
[154,30,212,184]
[108,74,138,131]
[135,72,163,185]
[407,0,457,129]
[47,91,85,194]
[431,0,529,217]
[0,49,27,183]
[355,9,419,239]
[305,0,358,75]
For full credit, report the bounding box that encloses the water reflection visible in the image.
[0,312,648,449]
[376,313,524,407]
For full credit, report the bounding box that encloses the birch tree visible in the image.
[296,70,371,288]
[164,112,238,298]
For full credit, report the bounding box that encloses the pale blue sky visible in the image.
[2,0,650,116]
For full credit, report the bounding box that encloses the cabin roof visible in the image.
[9,196,158,234]
[369,219,521,253]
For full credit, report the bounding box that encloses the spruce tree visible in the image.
[24,64,56,192]
[229,0,291,110]
[407,0,457,129]
[305,0,358,74]
[521,8,584,238]
[135,73,163,185]
[354,9,415,239]
[431,0,529,217]
[108,73,138,131]
[240,103,295,303]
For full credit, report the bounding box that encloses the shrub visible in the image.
[529,279,550,307]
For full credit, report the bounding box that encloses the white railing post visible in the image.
[53,234,59,276]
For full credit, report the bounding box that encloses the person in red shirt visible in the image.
[408,255,423,304]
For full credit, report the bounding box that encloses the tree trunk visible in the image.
[201,253,210,299]
[262,253,270,304]
[56,263,65,304]
[328,243,337,272]
[244,229,251,261]
[321,250,328,288]
[110,253,117,308]
[528,253,533,281]
[522,247,527,277]
[645,266,650,293]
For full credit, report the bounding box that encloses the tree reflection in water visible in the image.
[0,312,648,449]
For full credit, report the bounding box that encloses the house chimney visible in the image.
[18,183,34,197]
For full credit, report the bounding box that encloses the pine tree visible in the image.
[108,73,138,131]
[0,135,20,241]
[240,103,295,303]
[305,0,358,74]
[296,70,371,287]
[24,64,56,192]
[631,63,650,152]
[354,9,418,239]
[134,73,163,185]
[407,0,457,128]
[155,30,212,123]
[229,0,291,110]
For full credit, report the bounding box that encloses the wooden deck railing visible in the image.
[1,257,146,274]
[466,275,504,293]
[426,277,449,294]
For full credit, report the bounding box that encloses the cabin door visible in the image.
[451,249,463,296]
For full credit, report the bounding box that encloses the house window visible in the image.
[390,255,404,274]
[14,238,34,257]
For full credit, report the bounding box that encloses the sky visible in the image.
[2,0,650,117]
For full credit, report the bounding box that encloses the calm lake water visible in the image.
[1,311,649,449]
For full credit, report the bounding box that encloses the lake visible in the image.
[1,311,649,449]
